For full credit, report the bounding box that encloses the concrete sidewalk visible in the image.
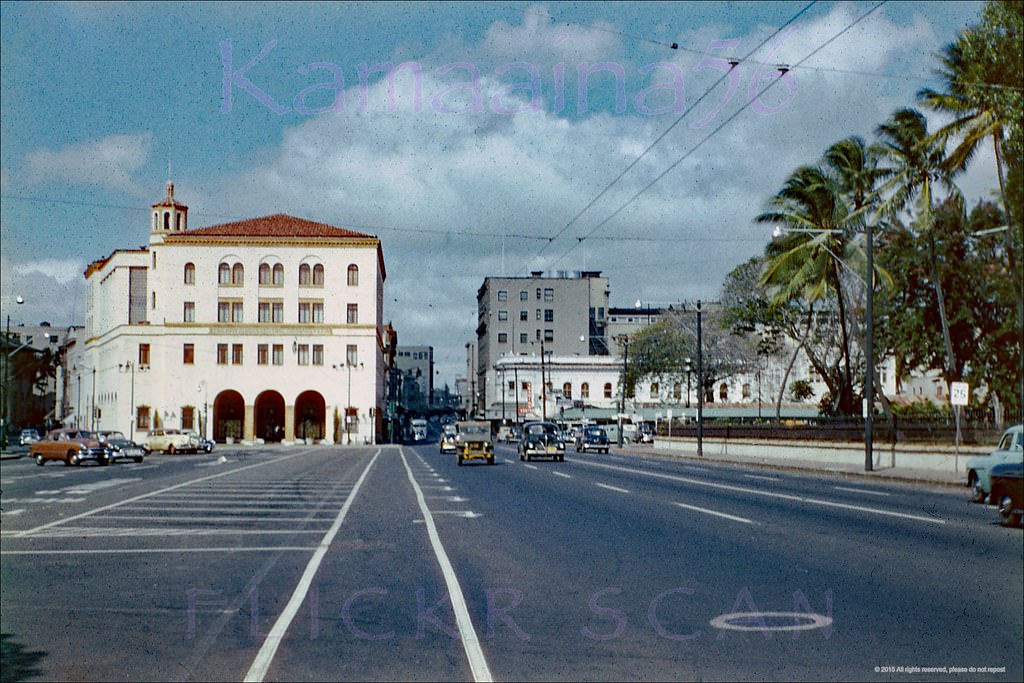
[612,442,969,489]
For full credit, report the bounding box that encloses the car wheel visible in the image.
[488,456,494,465]
[519,452,524,461]
[35,454,45,466]
[100,456,110,466]
[457,454,463,466]
[168,444,176,455]
[66,451,81,466]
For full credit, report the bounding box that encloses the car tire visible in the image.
[488,456,494,465]
[35,454,45,466]
[134,456,144,463]
[100,456,110,466]
[168,444,176,455]
[66,451,80,466]
[457,454,463,466]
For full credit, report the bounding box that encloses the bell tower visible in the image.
[150,181,188,243]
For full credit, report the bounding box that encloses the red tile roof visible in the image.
[175,214,376,239]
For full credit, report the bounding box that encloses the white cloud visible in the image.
[24,132,153,193]
[0,254,86,326]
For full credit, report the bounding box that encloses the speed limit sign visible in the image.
[950,382,969,406]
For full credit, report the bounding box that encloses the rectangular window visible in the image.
[312,302,324,323]
[272,302,283,323]
[536,309,541,320]
[297,344,309,365]
[312,344,324,366]
[544,329,554,342]
[218,301,230,323]
[520,290,528,301]
[498,332,508,343]
[232,344,243,365]
[272,344,284,366]
[544,288,554,301]
[181,406,195,431]
[217,343,228,365]
[183,343,194,365]
[520,310,528,321]
[138,343,150,367]
[347,304,358,324]
[152,291,157,310]
[129,267,148,324]
[347,344,358,366]
[259,302,270,322]
[498,310,508,321]
[347,265,359,286]
[257,344,268,365]
[231,302,244,323]
[536,288,541,300]
[298,302,311,323]
[183,301,195,322]
[497,289,508,301]
[137,406,151,430]
[520,332,528,344]
[544,309,554,322]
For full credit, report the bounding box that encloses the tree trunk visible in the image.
[833,274,855,413]
[777,306,815,418]
[927,229,958,385]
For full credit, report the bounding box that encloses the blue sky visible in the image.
[0,1,997,382]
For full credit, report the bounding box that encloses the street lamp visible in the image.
[334,361,363,445]
[697,300,703,458]
[614,334,630,447]
[119,361,138,438]
[772,223,874,472]
[197,380,208,441]
[2,295,25,448]
[684,357,692,410]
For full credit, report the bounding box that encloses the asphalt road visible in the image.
[1,443,1021,682]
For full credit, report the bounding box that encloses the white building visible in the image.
[493,353,621,422]
[76,182,387,444]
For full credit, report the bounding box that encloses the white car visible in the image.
[966,424,1023,503]
[144,428,199,454]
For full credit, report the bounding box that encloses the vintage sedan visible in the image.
[439,425,458,455]
[97,430,146,463]
[575,426,610,454]
[184,430,215,454]
[30,428,110,466]
[989,462,1023,527]
[966,424,1023,504]
[455,421,494,466]
[144,428,199,454]
[519,421,565,462]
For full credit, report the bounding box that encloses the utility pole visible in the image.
[618,336,630,447]
[865,219,875,472]
[697,300,703,458]
[90,367,97,432]
[540,338,547,421]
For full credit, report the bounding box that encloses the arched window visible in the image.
[163,212,170,231]
[581,382,590,399]
[313,264,324,286]
[742,383,751,399]
[347,264,359,286]
[218,263,231,285]
[273,264,284,286]
[176,214,182,231]
[604,383,613,399]
[153,212,158,231]
[650,382,659,398]
[673,383,682,400]
[231,263,244,285]
[183,263,195,285]
[259,263,271,285]
[563,382,572,400]
[299,263,311,286]
[719,383,728,401]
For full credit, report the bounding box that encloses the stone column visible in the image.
[285,405,295,442]
[244,404,255,442]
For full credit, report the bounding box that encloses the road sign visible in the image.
[950,382,969,406]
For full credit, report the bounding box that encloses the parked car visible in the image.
[439,424,458,455]
[144,428,199,454]
[97,430,146,463]
[576,426,610,454]
[966,424,1023,504]
[519,421,565,462]
[455,421,494,466]
[503,425,523,444]
[989,461,1023,527]
[184,430,215,453]
[30,428,110,466]
[18,428,40,446]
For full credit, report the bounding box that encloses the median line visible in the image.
[400,448,493,682]
[552,471,572,479]
[595,483,630,494]
[243,449,381,683]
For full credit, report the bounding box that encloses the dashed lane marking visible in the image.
[595,483,630,494]
[674,502,756,525]
[834,486,891,497]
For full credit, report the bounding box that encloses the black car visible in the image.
[97,431,146,464]
[575,426,609,454]
[990,461,1023,527]
[518,421,565,462]
[185,431,215,454]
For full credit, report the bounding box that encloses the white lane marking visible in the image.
[244,449,381,683]
[595,483,630,494]
[426,496,470,502]
[2,509,26,516]
[3,498,86,504]
[14,450,310,538]
[674,502,755,525]
[573,460,946,525]
[683,466,710,472]
[116,506,338,513]
[1,547,316,555]
[834,486,891,497]
[503,459,514,464]
[97,515,334,523]
[432,511,484,519]
[64,477,141,494]
[399,449,493,683]
[744,474,779,482]
[27,528,330,538]
[523,464,539,470]
[552,471,572,479]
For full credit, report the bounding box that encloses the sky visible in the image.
[0,1,1000,386]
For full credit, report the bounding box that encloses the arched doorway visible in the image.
[294,391,326,441]
[213,390,245,442]
[255,390,286,442]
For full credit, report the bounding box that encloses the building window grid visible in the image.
[183,343,194,365]
[272,344,284,366]
[183,301,195,322]
[232,344,243,365]
[139,343,150,367]
[184,263,195,285]
[312,344,324,366]
[347,304,358,324]
[297,344,309,365]
[257,344,269,365]
[347,264,359,286]
[217,344,228,365]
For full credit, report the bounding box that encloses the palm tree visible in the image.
[875,108,960,385]
[757,166,859,413]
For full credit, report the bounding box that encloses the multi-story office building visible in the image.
[475,271,609,419]
[394,345,433,411]
[75,182,387,444]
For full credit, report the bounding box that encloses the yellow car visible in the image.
[455,421,494,466]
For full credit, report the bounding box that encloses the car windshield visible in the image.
[526,424,557,437]
[585,428,605,437]
[460,425,489,436]
[102,432,127,441]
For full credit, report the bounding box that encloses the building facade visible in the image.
[76,183,387,444]
[475,271,609,419]
[394,345,433,411]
